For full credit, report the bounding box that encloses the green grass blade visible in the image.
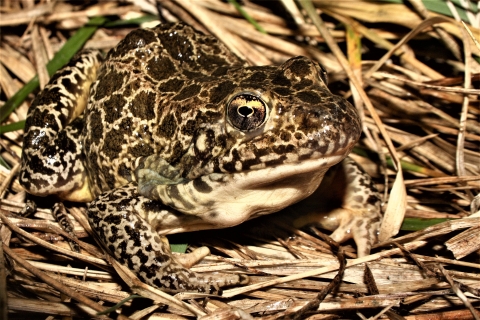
[170,243,188,253]
[96,295,146,315]
[401,217,450,231]
[379,0,477,22]
[227,0,266,34]
[0,16,108,124]
[0,120,25,135]
[0,156,10,170]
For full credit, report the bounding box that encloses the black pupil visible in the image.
[238,105,253,117]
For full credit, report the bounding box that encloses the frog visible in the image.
[19,23,381,294]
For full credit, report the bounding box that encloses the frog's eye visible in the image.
[227,93,267,132]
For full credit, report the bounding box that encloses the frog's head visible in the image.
[138,56,361,229]
[223,56,360,172]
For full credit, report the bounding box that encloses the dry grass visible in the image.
[0,0,479,319]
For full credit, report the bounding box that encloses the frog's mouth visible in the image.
[151,153,348,233]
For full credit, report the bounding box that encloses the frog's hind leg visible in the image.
[292,157,382,257]
[20,50,103,202]
[87,182,245,293]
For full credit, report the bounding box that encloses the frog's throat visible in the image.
[139,154,348,230]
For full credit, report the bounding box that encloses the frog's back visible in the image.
[84,23,245,196]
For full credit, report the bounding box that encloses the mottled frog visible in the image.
[20,23,381,293]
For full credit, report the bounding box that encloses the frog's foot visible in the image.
[320,208,381,257]
[331,158,383,257]
[292,205,381,257]
[172,246,248,287]
[291,157,382,257]
[87,183,246,293]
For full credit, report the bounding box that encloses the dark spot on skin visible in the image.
[159,78,185,92]
[157,113,177,139]
[181,119,197,136]
[247,71,267,83]
[367,194,380,205]
[273,87,292,96]
[123,79,140,98]
[263,156,288,168]
[130,91,156,119]
[293,79,313,90]
[195,110,222,125]
[215,134,227,150]
[272,144,295,155]
[359,177,368,187]
[25,153,56,179]
[197,54,231,69]
[173,84,201,101]
[234,156,263,171]
[296,91,322,104]
[353,195,364,203]
[88,111,104,144]
[168,141,184,164]
[103,94,127,124]
[95,202,107,212]
[28,89,65,129]
[147,56,177,81]
[221,159,236,172]
[240,71,269,87]
[94,68,125,101]
[119,117,133,134]
[153,236,162,244]
[118,163,132,181]
[279,131,291,142]
[104,212,123,226]
[271,74,291,87]
[102,117,132,160]
[211,66,229,76]
[167,185,194,209]
[142,200,167,213]
[192,179,213,193]
[103,171,118,190]
[182,70,207,80]
[60,77,74,94]
[155,31,196,66]
[209,80,236,104]
[135,248,150,264]
[287,58,312,78]
[153,278,165,289]
[108,29,158,59]
[129,143,154,158]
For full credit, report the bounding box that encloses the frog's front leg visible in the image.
[291,157,382,257]
[87,183,245,293]
[20,50,103,202]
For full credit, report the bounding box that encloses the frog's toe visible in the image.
[174,247,211,268]
[327,208,381,257]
